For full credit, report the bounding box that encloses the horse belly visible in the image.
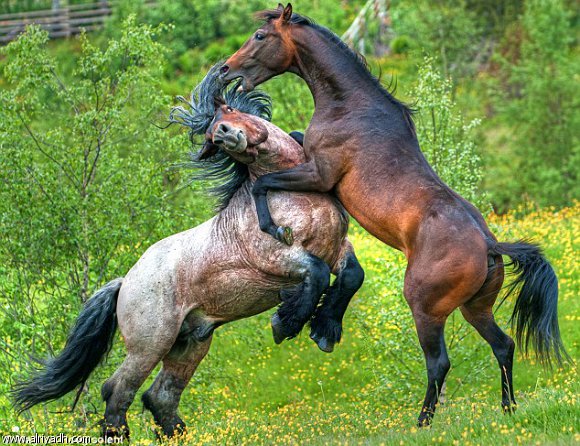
[192,268,297,321]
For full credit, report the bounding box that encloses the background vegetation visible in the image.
[0,0,578,444]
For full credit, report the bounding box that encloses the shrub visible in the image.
[412,57,486,208]
[0,19,198,386]
[391,0,483,78]
[390,35,413,55]
[492,0,579,208]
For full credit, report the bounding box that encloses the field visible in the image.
[0,2,578,442]
[1,204,578,445]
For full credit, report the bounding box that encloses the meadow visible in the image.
[0,1,578,444]
[1,204,577,445]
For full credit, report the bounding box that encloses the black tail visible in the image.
[12,278,122,412]
[492,241,569,367]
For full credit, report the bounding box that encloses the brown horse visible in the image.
[12,74,364,439]
[220,4,569,425]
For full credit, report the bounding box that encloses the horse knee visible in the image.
[342,255,365,292]
[311,261,331,290]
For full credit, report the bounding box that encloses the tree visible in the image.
[496,0,579,207]
[391,0,484,79]
[412,57,486,208]
[0,18,192,362]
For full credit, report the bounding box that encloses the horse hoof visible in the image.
[502,402,517,414]
[276,226,294,246]
[417,416,432,428]
[102,425,129,442]
[271,314,286,344]
[310,332,334,353]
[192,323,215,342]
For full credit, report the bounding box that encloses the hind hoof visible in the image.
[102,425,129,443]
[310,332,334,353]
[276,226,294,246]
[502,402,517,414]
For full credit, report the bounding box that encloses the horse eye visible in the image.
[226,106,234,112]
[255,33,265,41]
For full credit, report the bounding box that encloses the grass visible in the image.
[1,204,578,445]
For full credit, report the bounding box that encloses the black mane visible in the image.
[257,9,416,134]
[170,63,272,211]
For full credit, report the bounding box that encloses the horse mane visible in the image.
[257,9,416,135]
[169,62,272,211]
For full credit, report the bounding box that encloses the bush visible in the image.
[391,0,484,79]
[0,19,199,385]
[491,0,579,208]
[412,57,486,208]
[390,35,413,55]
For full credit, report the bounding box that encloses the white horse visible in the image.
[14,71,364,440]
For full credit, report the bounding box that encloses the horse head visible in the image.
[220,3,297,91]
[203,103,269,165]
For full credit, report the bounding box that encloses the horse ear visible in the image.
[281,3,292,23]
[197,142,219,160]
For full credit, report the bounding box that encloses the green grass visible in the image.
[1,205,578,445]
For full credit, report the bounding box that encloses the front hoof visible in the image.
[271,313,286,344]
[310,333,335,353]
[192,323,215,342]
[276,226,294,246]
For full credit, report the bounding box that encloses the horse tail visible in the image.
[491,241,569,367]
[12,278,123,412]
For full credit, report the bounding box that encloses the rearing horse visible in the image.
[220,4,568,425]
[12,72,364,439]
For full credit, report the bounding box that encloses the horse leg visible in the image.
[412,312,450,427]
[142,338,212,438]
[271,253,330,343]
[101,285,183,440]
[460,258,517,413]
[461,308,516,412]
[101,351,165,440]
[405,232,489,426]
[252,160,336,245]
[310,240,364,352]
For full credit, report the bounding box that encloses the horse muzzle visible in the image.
[212,123,247,153]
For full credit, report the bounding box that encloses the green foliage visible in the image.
[0,0,50,14]
[390,35,412,55]
[0,2,578,442]
[464,0,525,36]
[412,57,485,208]
[0,19,200,367]
[106,0,360,74]
[391,0,484,78]
[491,0,580,208]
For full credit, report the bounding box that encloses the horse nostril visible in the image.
[219,123,231,133]
[220,65,230,75]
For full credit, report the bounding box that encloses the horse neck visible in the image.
[247,121,306,180]
[290,26,379,108]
